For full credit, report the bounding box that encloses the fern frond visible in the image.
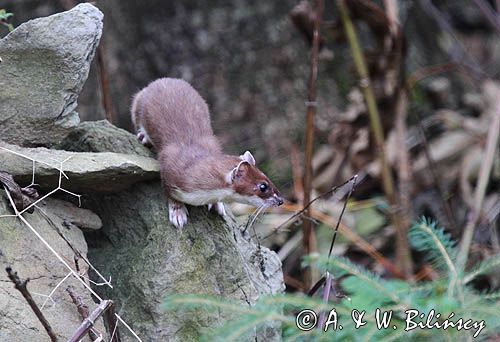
[409,218,457,275]
[394,281,435,294]
[463,254,500,284]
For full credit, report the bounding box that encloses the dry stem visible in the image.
[457,81,500,271]
[302,0,324,290]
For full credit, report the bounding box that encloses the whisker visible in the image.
[243,204,267,235]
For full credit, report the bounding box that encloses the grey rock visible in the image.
[0,141,159,193]
[58,120,154,158]
[87,182,284,341]
[0,4,103,147]
[38,197,102,230]
[0,191,104,341]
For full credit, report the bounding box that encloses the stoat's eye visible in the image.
[259,183,268,193]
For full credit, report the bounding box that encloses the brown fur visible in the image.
[131,78,282,205]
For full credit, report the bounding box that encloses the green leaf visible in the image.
[0,9,14,20]
[354,206,385,235]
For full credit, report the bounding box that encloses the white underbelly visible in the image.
[171,188,264,207]
[171,188,235,206]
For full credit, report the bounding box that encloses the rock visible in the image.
[86,182,284,341]
[0,141,159,193]
[38,197,102,230]
[0,191,104,341]
[0,4,103,147]
[58,120,154,158]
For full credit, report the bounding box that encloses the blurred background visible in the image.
[2,0,498,293]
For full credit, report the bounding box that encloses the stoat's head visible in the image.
[225,151,284,208]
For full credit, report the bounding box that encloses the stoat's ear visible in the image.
[225,160,247,184]
[225,167,238,184]
[239,151,256,165]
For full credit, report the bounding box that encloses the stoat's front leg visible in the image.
[208,202,226,217]
[168,198,188,229]
[136,125,152,147]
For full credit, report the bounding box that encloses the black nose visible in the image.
[276,197,284,206]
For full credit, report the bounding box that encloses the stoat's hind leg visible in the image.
[136,125,152,147]
[168,199,188,229]
[208,202,226,217]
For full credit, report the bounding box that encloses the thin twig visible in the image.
[68,299,113,342]
[457,81,500,271]
[386,0,415,277]
[41,272,72,309]
[407,62,457,90]
[260,178,404,277]
[36,205,114,289]
[105,303,122,342]
[317,175,357,329]
[384,3,415,274]
[419,0,486,81]
[243,204,268,236]
[67,286,90,319]
[394,90,414,278]
[6,267,58,341]
[67,286,100,340]
[413,108,458,232]
[96,44,117,123]
[263,175,357,240]
[311,207,404,278]
[317,272,333,330]
[290,145,304,202]
[472,0,500,32]
[327,175,357,258]
[302,0,324,290]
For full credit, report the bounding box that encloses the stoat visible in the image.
[131,78,284,229]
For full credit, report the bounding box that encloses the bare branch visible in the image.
[68,299,113,342]
[5,267,58,342]
[302,0,324,291]
[0,171,39,213]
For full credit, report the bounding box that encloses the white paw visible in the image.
[168,200,188,229]
[136,127,152,146]
[208,202,226,217]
